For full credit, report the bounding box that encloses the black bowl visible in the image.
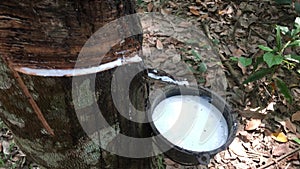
[147,86,238,165]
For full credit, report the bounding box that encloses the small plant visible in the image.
[137,0,145,6]
[0,157,4,167]
[237,17,300,103]
[186,49,207,83]
[230,56,252,67]
[155,154,165,169]
[191,49,208,73]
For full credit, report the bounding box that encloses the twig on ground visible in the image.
[284,163,291,169]
[262,84,272,98]
[249,27,271,43]
[257,146,300,169]
[247,150,270,158]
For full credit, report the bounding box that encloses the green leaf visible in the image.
[243,68,273,84]
[263,52,284,67]
[277,25,289,35]
[239,57,252,67]
[285,54,300,63]
[198,77,206,83]
[212,38,220,45]
[137,0,143,5]
[294,138,300,144]
[291,28,300,37]
[275,77,293,104]
[295,17,300,26]
[276,26,283,50]
[198,62,207,73]
[293,17,300,36]
[0,158,4,167]
[291,54,300,62]
[191,49,201,61]
[258,45,273,52]
[230,56,238,61]
[288,40,300,47]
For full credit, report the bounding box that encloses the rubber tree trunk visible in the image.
[0,1,155,168]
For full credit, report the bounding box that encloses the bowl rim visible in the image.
[147,85,238,165]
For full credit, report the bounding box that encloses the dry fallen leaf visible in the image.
[161,8,172,15]
[285,118,297,134]
[168,1,178,8]
[287,151,300,161]
[245,118,261,131]
[164,158,176,166]
[218,5,234,15]
[266,101,276,111]
[189,6,200,16]
[2,140,10,155]
[11,155,21,162]
[292,111,300,122]
[238,61,247,75]
[232,49,245,57]
[271,131,288,143]
[164,158,179,169]
[195,0,202,5]
[239,130,252,142]
[166,166,176,169]
[276,118,297,134]
[147,2,153,12]
[291,88,300,101]
[272,144,290,157]
[287,133,300,141]
[156,40,163,50]
[224,149,236,160]
[238,109,266,119]
[229,138,248,157]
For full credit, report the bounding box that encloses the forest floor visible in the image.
[137,0,300,169]
[0,0,300,169]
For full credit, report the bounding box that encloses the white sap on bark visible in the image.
[152,95,228,152]
[15,55,142,77]
[147,72,189,86]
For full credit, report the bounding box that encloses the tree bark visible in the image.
[0,1,154,168]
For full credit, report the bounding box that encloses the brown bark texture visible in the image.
[0,1,154,168]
